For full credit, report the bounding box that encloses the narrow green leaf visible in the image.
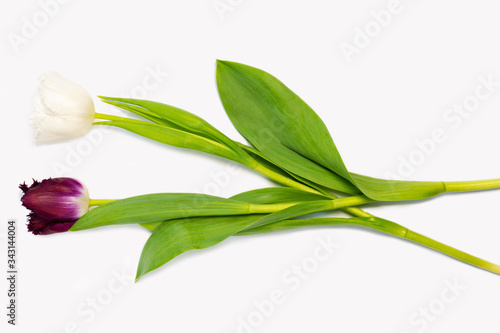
[71,193,253,231]
[100,99,187,130]
[235,217,353,236]
[99,96,256,167]
[96,120,244,164]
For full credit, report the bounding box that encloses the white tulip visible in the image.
[31,72,95,144]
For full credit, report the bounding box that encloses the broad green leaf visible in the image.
[96,120,244,164]
[216,60,358,194]
[136,215,263,280]
[136,200,335,280]
[216,60,453,201]
[71,193,254,231]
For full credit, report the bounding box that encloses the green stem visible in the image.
[358,218,500,275]
[248,202,296,214]
[252,163,322,194]
[247,195,374,214]
[444,178,500,193]
[403,229,500,274]
[342,206,374,218]
[237,217,500,275]
[331,195,374,210]
[94,112,147,124]
[251,161,375,218]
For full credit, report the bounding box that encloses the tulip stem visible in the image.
[249,159,374,218]
[94,113,146,124]
[444,178,500,193]
[236,217,500,275]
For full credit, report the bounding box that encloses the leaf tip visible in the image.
[135,267,146,282]
[216,59,239,70]
[97,95,116,102]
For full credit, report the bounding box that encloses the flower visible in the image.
[31,72,95,144]
[19,178,90,235]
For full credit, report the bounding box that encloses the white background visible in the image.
[1,0,500,332]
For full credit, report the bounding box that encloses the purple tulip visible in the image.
[20,178,90,235]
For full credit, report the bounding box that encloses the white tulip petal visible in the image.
[31,72,96,144]
[38,72,94,116]
[31,113,93,144]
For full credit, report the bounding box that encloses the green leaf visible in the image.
[237,142,333,196]
[236,217,353,236]
[216,60,451,201]
[350,173,446,201]
[71,193,254,231]
[99,96,256,167]
[136,200,334,280]
[97,120,245,164]
[135,215,263,280]
[100,97,342,196]
[216,60,355,188]
[216,60,359,195]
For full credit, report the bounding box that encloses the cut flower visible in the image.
[21,61,500,278]
[31,72,95,144]
[20,177,90,235]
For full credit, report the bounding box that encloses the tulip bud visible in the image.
[20,178,90,235]
[31,72,95,144]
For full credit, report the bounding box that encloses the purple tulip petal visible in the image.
[27,213,76,235]
[20,177,89,235]
[20,178,88,221]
